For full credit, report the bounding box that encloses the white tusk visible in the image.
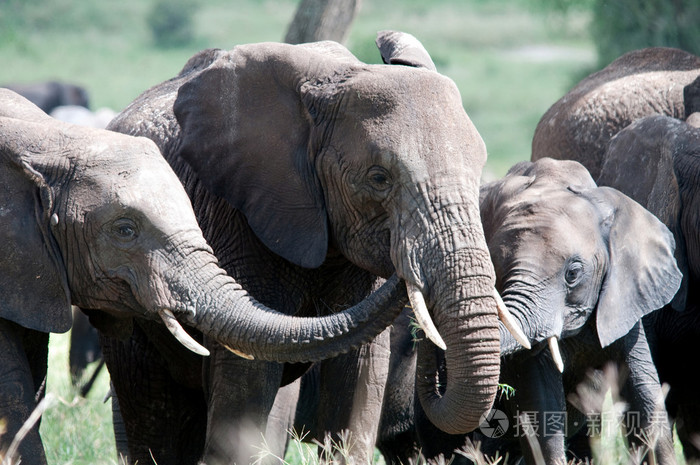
[158,309,210,357]
[548,336,564,373]
[222,344,255,360]
[406,282,446,350]
[494,289,531,350]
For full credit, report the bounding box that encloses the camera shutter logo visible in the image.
[479,408,509,438]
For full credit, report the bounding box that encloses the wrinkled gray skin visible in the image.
[374,159,682,465]
[532,47,700,180]
[596,113,700,463]
[105,32,501,464]
[0,90,405,465]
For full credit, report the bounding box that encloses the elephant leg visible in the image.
[675,403,700,464]
[100,322,207,465]
[0,318,49,465]
[264,377,302,463]
[316,327,391,465]
[69,306,101,387]
[202,345,285,465]
[377,310,420,465]
[110,388,130,464]
[615,322,676,465]
[501,349,567,465]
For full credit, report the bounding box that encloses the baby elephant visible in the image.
[412,158,682,465]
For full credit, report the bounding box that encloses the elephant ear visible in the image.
[174,43,341,268]
[299,40,362,64]
[0,113,72,333]
[584,186,682,348]
[375,30,437,71]
[597,115,688,311]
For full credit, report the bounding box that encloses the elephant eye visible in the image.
[564,261,584,286]
[367,166,392,192]
[112,218,139,242]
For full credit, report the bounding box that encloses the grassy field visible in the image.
[41,332,116,464]
[1,0,605,463]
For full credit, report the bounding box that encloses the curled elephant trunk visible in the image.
[177,259,407,363]
[411,248,502,435]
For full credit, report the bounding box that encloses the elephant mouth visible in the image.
[159,308,257,360]
[408,282,531,352]
[548,336,564,372]
[498,305,565,373]
[158,308,210,356]
[493,290,531,350]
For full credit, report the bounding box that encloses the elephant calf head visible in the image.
[480,158,682,368]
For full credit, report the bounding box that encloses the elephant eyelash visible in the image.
[366,166,393,192]
[564,260,584,286]
[111,218,139,242]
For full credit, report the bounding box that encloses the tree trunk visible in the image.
[284,0,361,45]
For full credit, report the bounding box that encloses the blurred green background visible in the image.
[1,0,697,463]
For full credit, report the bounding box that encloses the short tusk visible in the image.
[548,336,564,373]
[222,344,255,360]
[494,289,531,350]
[406,282,446,351]
[158,309,210,357]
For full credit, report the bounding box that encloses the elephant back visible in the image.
[532,47,700,179]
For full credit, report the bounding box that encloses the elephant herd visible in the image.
[0,30,698,465]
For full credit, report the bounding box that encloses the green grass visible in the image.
[41,332,117,465]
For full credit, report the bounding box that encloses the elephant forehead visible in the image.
[513,158,596,189]
[79,137,197,225]
[346,73,483,168]
[349,67,467,121]
[503,189,602,242]
[121,163,193,219]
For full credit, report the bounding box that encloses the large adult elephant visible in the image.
[105,32,512,464]
[531,47,700,180]
[0,89,403,465]
[375,158,681,465]
[595,113,700,463]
